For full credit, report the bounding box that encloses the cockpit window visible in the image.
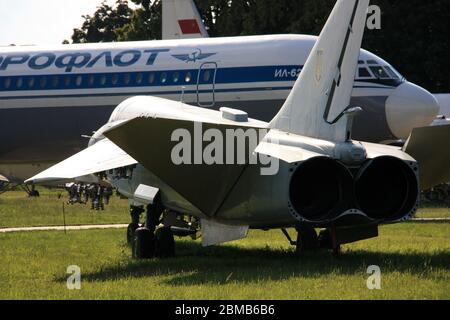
[358,67,371,78]
[369,66,390,79]
[384,66,400,79]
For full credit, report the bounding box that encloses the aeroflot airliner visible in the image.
[0,34,440,182]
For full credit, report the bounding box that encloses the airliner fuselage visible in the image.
[0,35,439,182]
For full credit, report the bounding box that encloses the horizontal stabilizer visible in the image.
[403,124,450,190]
[104,116,265,217]
[270,0,370,142]
[25,138,137,184]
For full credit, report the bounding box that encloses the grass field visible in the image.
[0,188,449,299]
[0,188,130,228]
[0,188,448,228]
[0,224,449,299]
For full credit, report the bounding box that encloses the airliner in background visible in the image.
[0,6,440,184]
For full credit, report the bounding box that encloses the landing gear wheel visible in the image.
[295,226,318,254]
[155,227,175,258]
[318,228,341,256]
[127,222,140,245]
[133,227,155,259]
[318,229,332,249]
[29,190,40,197]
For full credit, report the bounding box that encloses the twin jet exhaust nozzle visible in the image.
[287,151,419,225]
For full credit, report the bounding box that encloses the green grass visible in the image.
[1,188,448,228]
[1,188,449,299]
[0,223,449,300]
[0,188,130,228]
[415,207,450,218]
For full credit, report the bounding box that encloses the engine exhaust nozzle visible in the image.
[289,157,353,222]
[355,156,419,221]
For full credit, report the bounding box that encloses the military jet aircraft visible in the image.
[27,0,450,258]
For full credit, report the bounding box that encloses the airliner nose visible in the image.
[385,81,440,139]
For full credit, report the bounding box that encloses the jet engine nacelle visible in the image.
[288,155,419,224]
[217,134,420,228]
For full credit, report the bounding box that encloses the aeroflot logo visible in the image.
[0,49,170,72]
[172,49,217,63]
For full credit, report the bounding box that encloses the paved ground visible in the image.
[0,218,448,233]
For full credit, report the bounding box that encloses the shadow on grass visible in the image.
[67,241,450,286]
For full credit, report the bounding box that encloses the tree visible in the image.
[116,0,162,41]
[70,0,133,43]
[67,0,450,92]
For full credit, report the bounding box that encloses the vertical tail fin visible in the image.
[162,0,209,39]
[270,0,370,142]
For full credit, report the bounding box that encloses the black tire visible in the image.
[127,223,140,245]
[295,225,318,254]
[133,227,155,259]
[318,229,341,256]
[155,227,175,258]
[317,229,332,249]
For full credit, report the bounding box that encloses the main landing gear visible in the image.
[130,193,175,259]
[22,184,40,197]
[282,226,341,256]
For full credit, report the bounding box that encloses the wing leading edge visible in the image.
[26,138,137,184]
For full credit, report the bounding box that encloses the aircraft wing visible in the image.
[25,138,137,184]
[403,124,450,190]
[104,116,265,217]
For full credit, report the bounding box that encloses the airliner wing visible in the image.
[25,138,137,184]
[403,124,450,190]
[162,0,209,39]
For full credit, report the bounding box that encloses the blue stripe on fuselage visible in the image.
[0,65,398,96]
[0,65,301,92]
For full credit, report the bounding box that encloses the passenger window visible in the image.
[185,72,192,83]
[75,75,82,87]
[4,78,11,89]
[40,77,47,88]
[112,74,118,85]
[148,73,155,84]
[88,75,95,86]
[369,66,389,79]
[52,76,59,87]
[160,72,167,83]
[124,73,131,85]
[64,76,71,87]
[358,67,371,78]
[28,77,35,88]
[136,73,143,84]
[16,77,23,88]
[100,75,106,86]
[367,60,378,65]
[173,72,180,83]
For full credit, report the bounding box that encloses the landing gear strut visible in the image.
[282,226,341,256]
[318,228,341,256]
[132,193,175,259]
[21,184,40,197]
[295,225,318,254]
[127,206,144,244]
